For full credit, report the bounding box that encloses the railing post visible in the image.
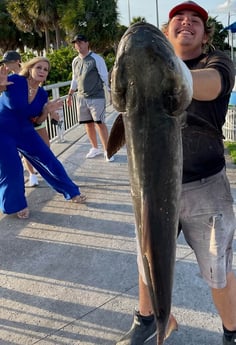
[52,87,60,100]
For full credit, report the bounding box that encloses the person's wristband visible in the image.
[68,93,73,97]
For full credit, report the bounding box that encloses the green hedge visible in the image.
[224,141,236,164]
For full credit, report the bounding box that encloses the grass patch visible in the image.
[224,141,236,164]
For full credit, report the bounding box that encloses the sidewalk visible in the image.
[0,106,235,345]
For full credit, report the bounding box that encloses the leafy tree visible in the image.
[26,0,64,50]
[131,16,146,24]
[6,0,34,33]
[46,46,77,84]
[0,0,40,52]
[6,0,63,51]
[5,0,119,53]
[209,16,229,51]
[61,0,119,53]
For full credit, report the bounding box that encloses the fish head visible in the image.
[111,22,192,117]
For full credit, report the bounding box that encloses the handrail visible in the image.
[43,81,79,141]
[44,81,110,142]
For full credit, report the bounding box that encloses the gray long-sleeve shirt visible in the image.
[70,51,110,99]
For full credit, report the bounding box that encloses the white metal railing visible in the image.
[223,106,236,142]
[45,82,236,143]
[45,81,236,143]
[44,81,71,99]
[43,81,111,142]
[44,81,79,141]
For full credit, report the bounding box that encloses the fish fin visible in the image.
[107,113,126,158]
[143,254,176,345]
[164,314,178,340]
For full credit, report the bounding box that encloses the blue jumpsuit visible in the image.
[0,74,81,214]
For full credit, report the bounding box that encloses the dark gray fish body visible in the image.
[109,22,192,345]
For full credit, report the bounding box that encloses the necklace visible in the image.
[29,85,38,96]
[28,80,39,97]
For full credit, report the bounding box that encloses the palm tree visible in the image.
[6,0,63,51]
[61,0,119,53]
[131,16,147,24]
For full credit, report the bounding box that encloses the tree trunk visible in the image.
[55,25,61,49]
[45,26,50,51]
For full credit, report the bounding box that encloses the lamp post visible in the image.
[156,0,159,28]
[128,0,131,24]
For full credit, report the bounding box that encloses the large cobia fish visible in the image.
[108,22,193,345]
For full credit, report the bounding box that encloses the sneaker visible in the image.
[116,309,157,345]
[223,334,236,344]
[86,147,103,159]
[28,174,39,187]
[104,151,114,162]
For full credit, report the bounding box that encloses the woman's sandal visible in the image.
[17,207,30,219]
[71,194,87,204]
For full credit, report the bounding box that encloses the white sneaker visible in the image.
[104,151,114,162]
[29,174,39,187]
[86,147,103,159]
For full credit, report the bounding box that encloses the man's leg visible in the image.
[212,272,236,344]
[180,169,236,345]
[95,122,109,150]
[116,275,157,345]
[85,123,98,148]
[95,123,114,161]
[212,272,236,330]
[116,275,177,345]
[138,275,154,316]
[84,123,103,158]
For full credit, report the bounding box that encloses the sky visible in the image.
[117,0,236,28]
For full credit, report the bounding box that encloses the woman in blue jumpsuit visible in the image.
[0,57,86,218]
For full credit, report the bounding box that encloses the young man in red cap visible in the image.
[116,2,236,345]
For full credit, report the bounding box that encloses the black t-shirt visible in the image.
[182,50,235,183]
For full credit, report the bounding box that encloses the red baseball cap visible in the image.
[169,1,208,22]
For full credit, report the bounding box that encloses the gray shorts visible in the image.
[77,97,106,124]
[137,168,236,289]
